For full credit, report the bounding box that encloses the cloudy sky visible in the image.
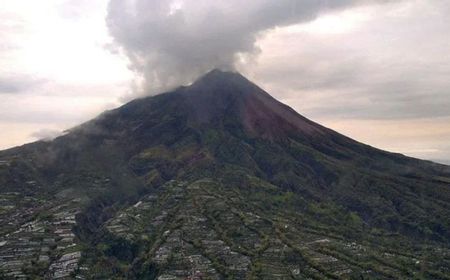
[1,0,449,165]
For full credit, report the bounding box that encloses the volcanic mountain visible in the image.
[0,70,449,279]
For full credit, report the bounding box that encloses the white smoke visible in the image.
[106,0,386,95]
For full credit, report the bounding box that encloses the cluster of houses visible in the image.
[48,251,81,279]
[0,193,44,236]
[152,228,222,280]
[3,177,447,279]
[46,207,82,279]
[0,192,82,279]
[102,181,252,279]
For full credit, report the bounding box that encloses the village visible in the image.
[1,178,449,279]
[0,191,83,279]
[87,179,443,279]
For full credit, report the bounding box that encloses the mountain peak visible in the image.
[195,68,246,82]
[183,69,326,139]
[188,69,261,98]
[197,68,241,79]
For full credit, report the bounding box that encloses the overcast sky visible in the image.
[1,0,449,165]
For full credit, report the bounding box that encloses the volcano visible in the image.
[0,70,449,279]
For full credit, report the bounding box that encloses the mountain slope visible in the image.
[0,70,449,279]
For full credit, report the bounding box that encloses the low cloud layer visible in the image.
[30,128,63,141]
[106,0,384,95]
[0,74,45,94]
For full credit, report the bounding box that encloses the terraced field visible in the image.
[77,180,450,279]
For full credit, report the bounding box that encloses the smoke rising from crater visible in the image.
[106,0,383,95]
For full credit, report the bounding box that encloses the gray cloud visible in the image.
[106,0,388,95]
[0,108,82,124]
[0,74,46,94]
[437,160,450,166]
[252,0,450,120]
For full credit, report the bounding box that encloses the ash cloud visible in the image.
[106,0,383,96]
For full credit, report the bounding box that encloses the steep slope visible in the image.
[0,70,449,279]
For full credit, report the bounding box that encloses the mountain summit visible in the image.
[185,69,327,140]
[0,70,449,279]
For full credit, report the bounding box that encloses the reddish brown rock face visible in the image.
[241,89,326,140]
[183,69,327,141]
